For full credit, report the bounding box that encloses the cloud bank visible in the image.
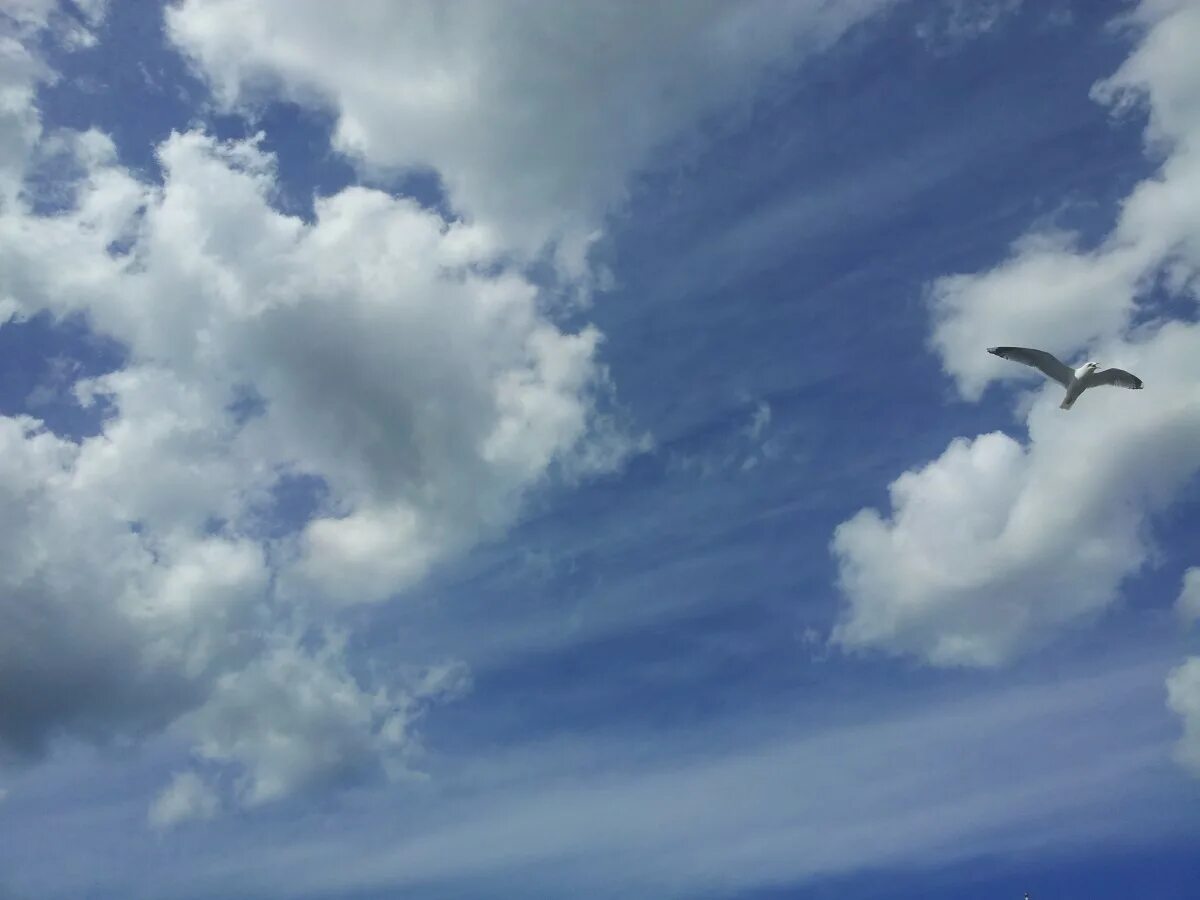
[1,0,903,820]
[833,0,1200,672]
[0,4,628,816]
[165,0,895,275]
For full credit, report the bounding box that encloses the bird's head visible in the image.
[1086,361,1099,371]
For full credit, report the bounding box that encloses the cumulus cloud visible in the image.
[0,0,916,813]
[164,0,895,272]
[929,0,1200,400]
[179,646,468,807]
[0,119,617,790]
[4,124,625,579]
[0,12,51,209]
[0,2,645,812]
[834,323,1200,667]
[0,408,269,755]
[0,0,106,104]
[929,234,1148,402]
[833,0,1200,667]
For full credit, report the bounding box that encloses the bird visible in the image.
[987,346,1143,410]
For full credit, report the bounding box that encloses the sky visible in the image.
[0,0,1199,897]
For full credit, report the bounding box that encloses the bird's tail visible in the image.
[1060,395,1075,410]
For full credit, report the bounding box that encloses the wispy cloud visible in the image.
[915,0,1020,45]
[165,0,898,277]
[148,772,219,830]
[79,655,1179,899]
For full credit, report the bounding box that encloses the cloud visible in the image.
[149,771,219,829]
[164,0,896,273]
[0,120,614,791]
[0,414,216,757]
[929,233,1148,402]
[914,0,1025,52]
[0,5,634,810]
[832,0,1200,667]
[1171,572,1200,780]
[0,16,51,209]
[744,399,772,442]
[929,0,1200,401]
[0,0,899,816]
[3,122,628,580]
[179,643,457,807]
[834,322,1200,667]
[0,0,913,812]
[107,657,1177,899]
[1178,568,1200,625]
[1166,657,1200,776]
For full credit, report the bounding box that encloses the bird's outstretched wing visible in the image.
[987,346,1073,386]
[1090,367,1143,390]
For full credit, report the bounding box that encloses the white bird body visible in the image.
[987,347,1143,410]
[1061,361,1100,410]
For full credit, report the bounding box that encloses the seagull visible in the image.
[987,346,1143,410]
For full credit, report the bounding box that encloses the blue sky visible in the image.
[1,1,1199,898]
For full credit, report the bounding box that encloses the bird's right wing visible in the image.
[1091,367,1143,391]
[987,346,1073,386]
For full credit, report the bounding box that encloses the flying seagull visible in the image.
[987,346,1143,410]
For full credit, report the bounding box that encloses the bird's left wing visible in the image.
[1091,367,1143,390]
[986,346,1073,386]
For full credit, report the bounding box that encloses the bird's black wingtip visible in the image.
[987,346,1002,356]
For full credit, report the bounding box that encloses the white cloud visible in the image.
[745,400,772,442]
[3,125,626,588]
[149,771,219,829]
[180,643,458,806]
[1,0,57,30]
[164,0,896,272]
[115,658,1174,899]
[0,24,50,210]
[1166,657,1200,776]
[71,0,108,27]
[0,0,914,806]
[929,0,1200,400]
[0,414,227,756]
[0,117,618,796]
[1178,568,1200,625]
[2,0,106,30]
[915,0,1024,52]
[0,3,642,809]
[833,1,1200,667]
[1172,571,1200,780]
[928,233,1148,402]
[834,321,1200,667]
